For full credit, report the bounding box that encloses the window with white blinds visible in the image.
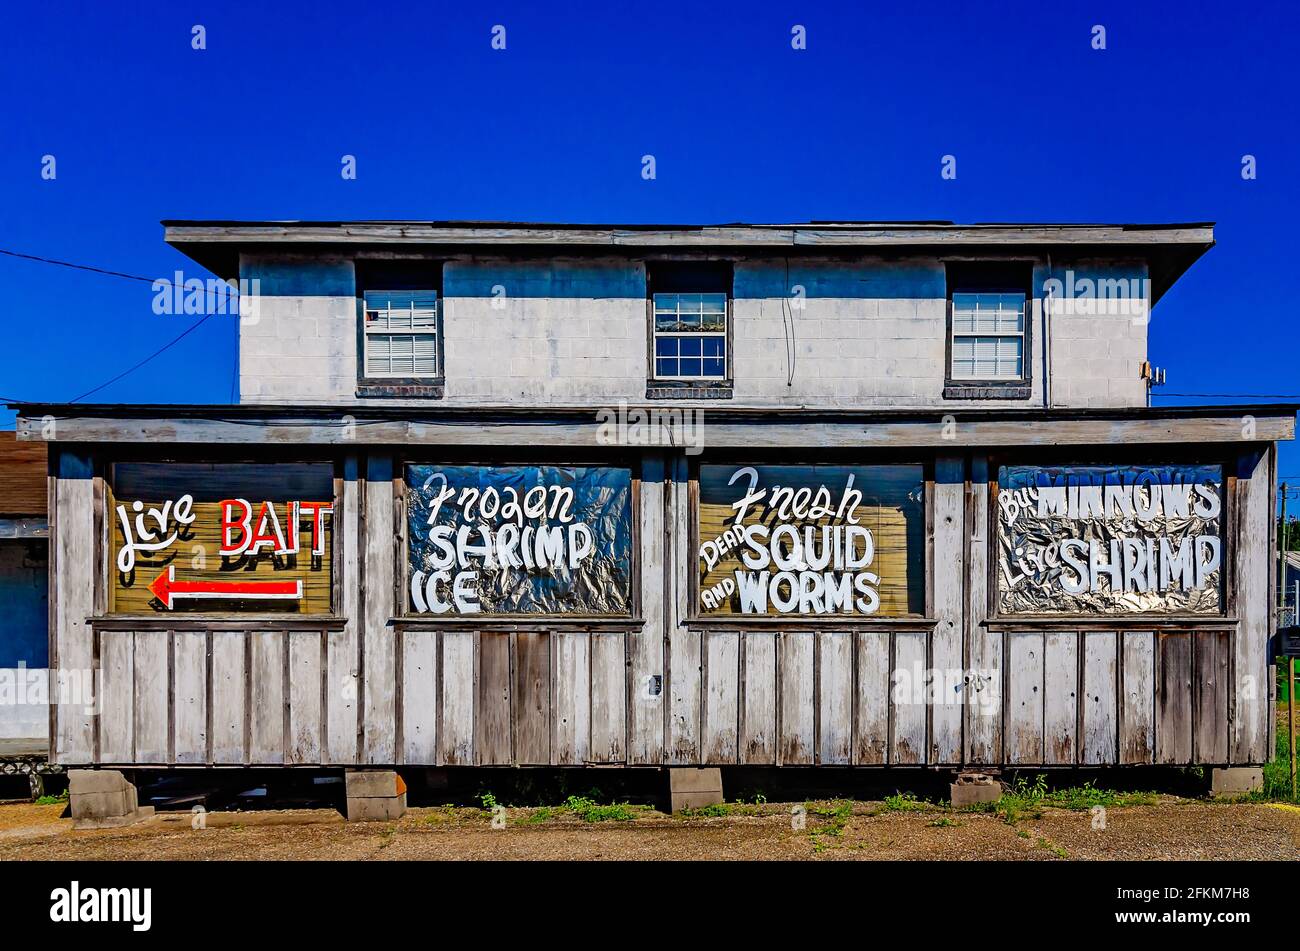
[950,291,1025,380]
[363,290,439,378]
[653,292,728,380]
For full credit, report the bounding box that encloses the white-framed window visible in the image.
[653,292,727,380]
[950,291,1025,380]
[362,290,439,378]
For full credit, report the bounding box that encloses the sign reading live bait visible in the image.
[109,462,334,614]
[406,465,632,616]
[697,464,925,617]
[997,464,1224,615]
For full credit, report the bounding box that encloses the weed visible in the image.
[35,789,69,806]
[562,795,638,823]
[882,792,931,813]
[927,817,961,828]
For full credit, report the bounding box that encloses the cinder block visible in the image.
[73,807,155,830]
[345,770,407,799]
[70,788,138,820]
[669,768,724,812]
[1210,767,1264,797]
[346,793,407,822]
[950,781,1004,807]
[68,769,132,796]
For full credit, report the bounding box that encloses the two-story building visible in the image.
[14,220,1291,821]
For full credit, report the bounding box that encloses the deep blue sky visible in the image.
[2,1,1298,474]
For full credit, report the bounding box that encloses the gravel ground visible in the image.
[2,798,1299,861]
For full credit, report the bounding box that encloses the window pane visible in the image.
[702,358,725,378]
[951,335,1022,379]
[953,291,1024,334]
[655,337,677,357]
[656,357,678,377]
[679,337,702,357]
[678,357,703,377]
[702,337,725,357]
[364,290,437,331]
[654,292,727,332]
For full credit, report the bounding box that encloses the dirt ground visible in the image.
[2,797,1299,861]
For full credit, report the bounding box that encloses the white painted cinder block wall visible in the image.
[238,254,1148,409]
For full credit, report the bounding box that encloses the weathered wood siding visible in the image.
[52,445,1277,769]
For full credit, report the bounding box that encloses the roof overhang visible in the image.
[11,402,1291,449]
[162,220,1216,305]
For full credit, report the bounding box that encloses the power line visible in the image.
[69,311,220,403]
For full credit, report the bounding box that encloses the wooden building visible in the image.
[14,220,1293,816]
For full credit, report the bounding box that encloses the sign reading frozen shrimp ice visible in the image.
[997,464,1224,615]
[697,465,925,617]
[406,465,632,616]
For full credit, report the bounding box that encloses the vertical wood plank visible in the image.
[589,631,626,764]
[1194,630,1230,763]
[1119,631,1155,764]
[667,454,699,764]
[817,630,853,765]
[553,631,591,765]
[54,459,95,764]
[739,633,776,765]
[1043,632,1079,765]
[891,631,927,764]
[210,631,246,764]
[1082,632,1118,765]
[249,631,285,764]
[400,630,438,764]
[132,632,168,764]
[965,456,1001,764]
[854,632,890,765]
[701,631,739,764]
[362,454,396,764]
[931,456,964,764]
[1232,448,1271,763]
[629,452,666,764]
[477,632,512,765]
[1156,632,1193,764]
[439,631,475,765]
[288,630,322,765]
[325,454,361,764]
[513,632,550,765]
[98,631,133,763]
[779,632,815,765]
[172,630,207,765]
[1006,633,1044,765]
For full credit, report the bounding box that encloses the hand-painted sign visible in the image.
[697,464,925,617]
[110,463,334,614]
[406,465,632,616]
[996,464,1223,615]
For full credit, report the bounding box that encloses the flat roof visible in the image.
[162,219,1216,304]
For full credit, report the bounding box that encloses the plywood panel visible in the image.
[361,454,396,764]
[1082,633,1118,765]
[1195,630,1230,763]
[629,452,665,764]
[589,632,626,764]
[440,631,475,765]
[892,631,926,764]
[1156,633,1193,765]
[249,631,285,764]
[553,631,590,765]
[818,631,853,765]
[172,630,207,764]
[477,632,512,765]
[287,630,322,764]
[702,631,739,764]
[400,630,438,764]
[1119,632,1155,764]
[779,632,814,765]
[513,632,550,765]
[965,456,1001,764]
[1006,633,1044,765]
[1043,632,1078,765]
[98,631,133,763]
[740,633,776,764]
[210,631,246,764]
[854,632,890,765]
[931,456,964,764]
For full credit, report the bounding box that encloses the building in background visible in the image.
[13,220,1292,820]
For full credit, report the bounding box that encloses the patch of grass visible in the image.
[1036,836,1068,859]
[927,816,961,828]
[973,775,1157,825]
[806,799,854,852]
[678,800,764,819]
[881,792,931,813]
[1042,781,1158,811]
[35,789,69,806]
[521,806,555,824]
[562,795,638,823]
[1262,725,1300,803]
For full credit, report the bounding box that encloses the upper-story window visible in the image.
[944,262,1032,400]
[647,262,733,399]
[356,262,444,397]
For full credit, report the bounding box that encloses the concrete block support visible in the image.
[1210,767,1264,798]
[67,769,154,829]
[668,767,724,813]
[345,769,407,821]
[950,771,1004,807]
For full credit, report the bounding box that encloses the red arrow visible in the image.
[148,566,303,610]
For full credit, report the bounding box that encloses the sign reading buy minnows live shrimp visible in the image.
[697,465,925,616]
[406,465,633,616]
[110,462,335,614]
[997,464,1223,615]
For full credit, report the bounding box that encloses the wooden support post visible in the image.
[1291,658,1297,801]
